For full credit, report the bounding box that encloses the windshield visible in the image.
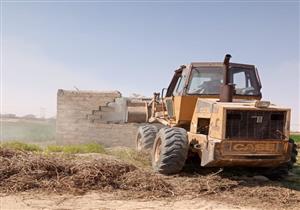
[187,67,260,96]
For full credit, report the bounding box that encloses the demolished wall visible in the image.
[56,89,139,147]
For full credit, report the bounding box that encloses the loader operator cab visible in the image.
[166,63,262,98]
[163,62,263,126]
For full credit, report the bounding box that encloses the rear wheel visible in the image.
[264,138,298,179]
[136,125,158,152]
[288,138,298,169]
[152,127,189,174]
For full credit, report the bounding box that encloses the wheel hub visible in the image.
[136,134,142,150]
[154,138,162,163]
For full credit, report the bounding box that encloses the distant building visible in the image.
[0,114,17,118]
[21,114,37,119]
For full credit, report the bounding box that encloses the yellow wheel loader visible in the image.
[136,54,297,177]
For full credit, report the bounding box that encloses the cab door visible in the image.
[164,73,187,119]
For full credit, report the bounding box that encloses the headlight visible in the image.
[255,100,270,108]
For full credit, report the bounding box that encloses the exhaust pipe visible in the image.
[220,54,234,102]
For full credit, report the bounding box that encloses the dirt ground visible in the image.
[1,147,299,210]
[1,192,256,210]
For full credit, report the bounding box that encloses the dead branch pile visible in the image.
[225,180,300,209]
[162,173,299,209]
[118,170,173,198]
[0,148,172,197]
[1,147,300,209]
[169,174,240,196]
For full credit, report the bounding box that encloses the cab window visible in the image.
[173,75,186,96]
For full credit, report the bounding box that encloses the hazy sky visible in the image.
[1,1,299,130]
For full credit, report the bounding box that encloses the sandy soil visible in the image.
[0,192,256,210]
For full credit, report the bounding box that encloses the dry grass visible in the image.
[0,147,171,198]
[1,147,300,209]
[107,147,151,168]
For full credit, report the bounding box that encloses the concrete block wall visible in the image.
[56,89,139,147]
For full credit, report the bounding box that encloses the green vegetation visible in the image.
[0,141,149,167]
[291,135,300,143]
[1,141,105,154]
[46,143,105,154]
[0,141,42,152]
[1,119,55,142]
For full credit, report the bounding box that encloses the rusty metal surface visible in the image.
[220,140,288,156]
[126,101,148,123]
[220,85,234,103]
[203,158,289,167]
[220,54,234,102]
[201,140,292,167]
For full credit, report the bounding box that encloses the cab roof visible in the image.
[186,62,255,69]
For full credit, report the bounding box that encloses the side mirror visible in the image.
[161,88,167,99]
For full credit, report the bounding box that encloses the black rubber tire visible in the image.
[288,138,298,169]
[136,125,158,152]
[263,138,298,180]
[152,127,189,175]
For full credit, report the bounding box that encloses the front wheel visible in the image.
[152,127,189,175]
[136,125,158,152]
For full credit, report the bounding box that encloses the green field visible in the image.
[291,134,300,143]
[1,119,56,142]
